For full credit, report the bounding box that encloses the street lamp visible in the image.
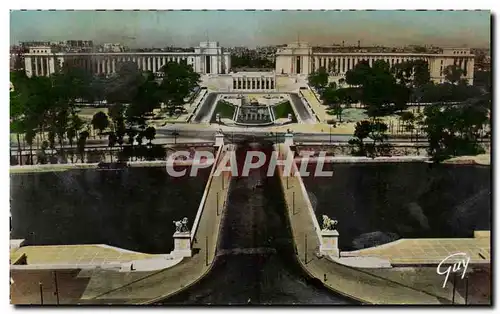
[205,236,209,266]
[216,192,219,216]
[53,271,60,305]
[172,131,179,144]
[39,282,44,305]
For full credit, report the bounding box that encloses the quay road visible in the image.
[155,128,428,144]
[10,128,429,153]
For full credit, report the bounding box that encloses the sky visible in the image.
[10,10,491,48]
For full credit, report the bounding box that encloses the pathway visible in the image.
[300,89,333,122]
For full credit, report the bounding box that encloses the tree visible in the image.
[89,75,108,103]
[307,67,329,90]
[391,60,430,88]
[322,85,357,123]
[76,131,90,163]
[24,129,36,165]
[332,104,344,122]
[349,120,372,156]
[345,59,404,118]
[348,120,389,157]
[67,114,84,162]
[91,111,110,137]
[106,61,143,105]
[345,60,371,86]
[108,133,117,162]
[412,60,431,87]
[391,83,411,113]
[158,61,201,116]
[400,111,416,133]
[443,65,465,85]
[10,71,32,165]
[144,126,156,145]
[422,103,488,162]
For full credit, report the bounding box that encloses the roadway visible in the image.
[288,93,316,124]
[10,128,427,153]
[160,142,353,304]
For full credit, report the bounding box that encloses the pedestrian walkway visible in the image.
[275,144,470,304]
[300,89,333,122]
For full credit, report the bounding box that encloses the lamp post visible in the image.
[452,272,457,304]
[221,172,224,190]
[39,282,44,305]
[205,236,209,267]
[464,275,469,305]
[329,125,332,143]
[53,271,59,305]
[304,234,308,265]
[216,192,219,216]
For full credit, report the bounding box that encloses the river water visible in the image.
[10,166,211,254]
[302,162,491,250]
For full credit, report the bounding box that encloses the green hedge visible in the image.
[273,100,297,122]
[211,100,236,122]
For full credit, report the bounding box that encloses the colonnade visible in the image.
[232,77,275,90]
[310,55,473,77]
[311,55,430,74]
[26,54,192,77]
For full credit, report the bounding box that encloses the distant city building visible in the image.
[66,40,93,48]
[276,42,475,84]
[19,41,52,47]
[23,41,231,77]
[100,43,125,52]
[18,40,477,84]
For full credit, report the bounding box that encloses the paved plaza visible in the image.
[343,233,490,265]
[11,245,155,266]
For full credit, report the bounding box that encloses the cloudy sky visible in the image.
[10,10,491,48]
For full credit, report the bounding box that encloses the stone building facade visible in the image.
[275,42,475,84]
[23,41,231,77]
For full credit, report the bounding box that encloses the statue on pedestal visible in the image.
[322,215,338,231]
[173,217,189,233]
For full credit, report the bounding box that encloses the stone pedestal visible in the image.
[319,230,339,258]
[215,133,225,147]
[172,232,192,257]
[284,133,294,146]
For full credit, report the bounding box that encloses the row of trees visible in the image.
[308,59,491,161]
[231,54,275,69]
[10,60,201,165]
